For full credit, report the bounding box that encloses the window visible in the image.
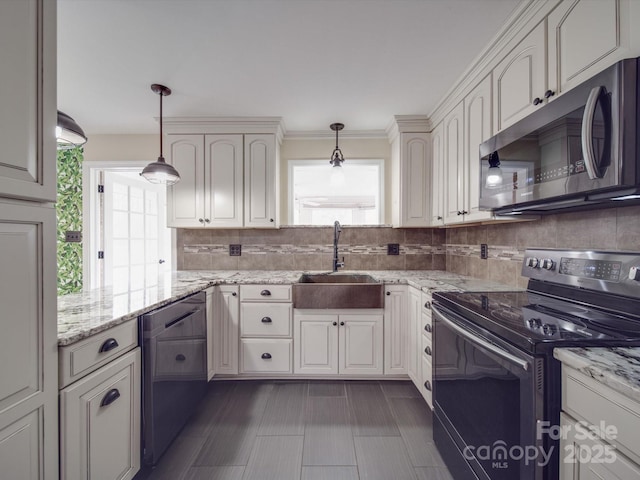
[288,159,384,225]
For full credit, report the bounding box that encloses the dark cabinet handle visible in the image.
[386,292,391,296]
[457,211,462,216]
[333,321,338,326]
[100,388,121,407]
[437,216,443,220]
[424,301,431,309]
[462,210,468,215]
[425,346,432,356]
[99,338,119,353]
[261,353,272,359]
[533,97,542,106]
[232,292,237,296]
[340,321,345,326]
[176,354,186,361]
[270,218,274,222]
[198,218,204,223]
[261,316,272,323]
[424,381,432,391]
[204,218,210,223]
[424,324,432,333]
[544,89,555,99]
[260,289,271,296]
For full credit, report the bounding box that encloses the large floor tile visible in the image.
[242,435,304,480]
[303,397,356,466]
[183,466,245,480]
[380,380,421,398]
[308,381,346,397]
[258,381,308,436]
[353,436,417,480]
[301,466,359,480]
[347,382,400,436]
[414,466,455,480]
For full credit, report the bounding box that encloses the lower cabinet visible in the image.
[213,285,239,375]
[294,310,383,375]
[60,348,141,480]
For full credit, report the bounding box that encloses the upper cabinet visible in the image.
[430,122,445,227]
[0,0,56,202]
[389,116,431,228]
[493,21,547,132]
[547,0,640,96]
[164,118,283,229]
[443,102,464,225]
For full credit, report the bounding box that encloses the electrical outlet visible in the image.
[480,243,488,259]
[229,244,241,256]
[65,230,82,243]
[387,243,400,255]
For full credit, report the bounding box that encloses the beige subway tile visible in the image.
[488,259,519,287]
[182,253,213,270]
[343,253,380,271]
[487,223,516,247]
[432,228,447,246]
[210,254,239,270]
[293,254,325,271]
[432,254,446,271]
[466,226,488,246]
[209,229,241,244]
[405,255,432,270]
[376,254,404,270]
[182,229,213,245]
[267,253,296,270]
[376,227,405,244]
[238,253,269,270]
[467,256,490,280]
[616,205,640,250]
[448,254,468,276]
[446,227,468,245]
[404,228,433,245]
[516,217,557,249]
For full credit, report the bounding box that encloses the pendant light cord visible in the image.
[159,90,164,159]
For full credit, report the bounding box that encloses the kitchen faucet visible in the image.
[333,220,345,272]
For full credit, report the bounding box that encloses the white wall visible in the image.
[83,134,157,162]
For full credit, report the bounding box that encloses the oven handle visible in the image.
[432,304,529,372]
[581,85,604,180]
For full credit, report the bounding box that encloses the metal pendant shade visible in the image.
[329,123,345,168]
[56,111,87,149]
[141,84,181,185]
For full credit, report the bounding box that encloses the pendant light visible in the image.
[140,84,180,185]
[329,122,346,187]
[56,111,87,149]
[485,151,503,188]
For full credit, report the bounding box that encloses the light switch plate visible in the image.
[480,243,488,259]
[229,244,241,256]
[65,230,82,243]
[387,243,400,255]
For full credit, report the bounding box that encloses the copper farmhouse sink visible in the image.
[293,273,385,309]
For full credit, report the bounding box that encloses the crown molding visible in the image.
[385,115,431,143]
[162,116,286,142]
[283,129,389,141]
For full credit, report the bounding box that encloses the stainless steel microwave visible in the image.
[479,57,640,215]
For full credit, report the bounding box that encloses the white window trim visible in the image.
[287,158,385,226]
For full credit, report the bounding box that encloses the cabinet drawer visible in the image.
[421,293,433,314]
[421,355,433,408]
[241,303,292,337]
[563,366,640,463]
[421,333,433,361]
[422,311,433,336]
[240,339,292,373]
[59,320,138,389]
[240,284,292,302]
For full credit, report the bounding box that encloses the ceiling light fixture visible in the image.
[141,84,180,185]
[485,151,503,188]
[329,122,346,187]
[56,111,87,150]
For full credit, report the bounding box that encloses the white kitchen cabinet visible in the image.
[443,102,465,225]
[420,292,434,408]
[390,129,431,227]
[407,287,422,385]
[430,121,446,226]
[213,285,239,375]
[294,310,383,376]
[493,21,548,132]
[60,349,141,480]
[548,0,640,99]
[206,287,215,380]
[166,132,278,228]
[383,286,408,375]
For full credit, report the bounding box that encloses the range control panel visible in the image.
[522,249,640,298]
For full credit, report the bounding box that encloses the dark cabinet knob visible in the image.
[261,316,272,323]
[533,97,542,106]
[424,324,432,333]
[462,210,468,215]
[176,354,186,361]
[457,211,462,216]
[232,292,237,296]
[99,338,119,353]
[100,388,121,407]
[260,289,271,296]
[425,346,432,356]
[386,292,391,296]
[198,218,204,223]
[340,321,345,326]
[424,380,432,391]
[424,301,431,309]
[333,321,338,326]
[261,353,272,359]
[270,218,274,222]
[205,218,210,223]
[437,216,443,220]
[544,90,555,99]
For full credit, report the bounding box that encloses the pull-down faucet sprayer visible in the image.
[333,220,345,272]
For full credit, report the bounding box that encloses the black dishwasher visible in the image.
[139,290,207,467]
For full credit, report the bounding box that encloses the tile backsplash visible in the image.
[177,226,446,271]
[446,205,640,289]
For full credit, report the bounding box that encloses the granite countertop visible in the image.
[57,269,517,346]
[554,347,640,404]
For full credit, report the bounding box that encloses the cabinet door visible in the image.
[214,285,239,375]
[60,349,141,480]
[493,21,547,132]
[244,134,277,228]
[206,287,214,381]
[339,314,383,375]
[463,75,494,223]
[0,0,56,202]
[166,135,205,227]
[205,134,244,227]
[430,122,445,226]
[0,201,58,480]
[399,133,430,227]
[443,102,465,225]
[294,313,338,375]
[384,286,408,375]
[407,288,421,385]
[548,0,639,98]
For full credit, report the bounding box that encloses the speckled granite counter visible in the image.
[554,347,640,403]
[58,270,517,346]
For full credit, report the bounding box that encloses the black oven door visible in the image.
[432,304,544,480]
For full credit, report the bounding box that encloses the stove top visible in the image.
[433,290,640,353]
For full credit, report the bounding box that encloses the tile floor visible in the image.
[138,380,453,480]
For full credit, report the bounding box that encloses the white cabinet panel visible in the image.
[384,286,408,375]
[443,102,465,225]
[339,314,383,375]
[430,122,445,226]
[407,288,421,385]
[60,349,141,480]
[0,409,40,480]
[166,135,205,227]
[240,339,292,373]
[241,303,292,337]
[214,285,239,375]
[392,132,430,227]
[244,134,277,227]
[206,287,215,381]
[206,134,244,227]
[294,314,339,375]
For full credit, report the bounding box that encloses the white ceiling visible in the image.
[58,0,522,136]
